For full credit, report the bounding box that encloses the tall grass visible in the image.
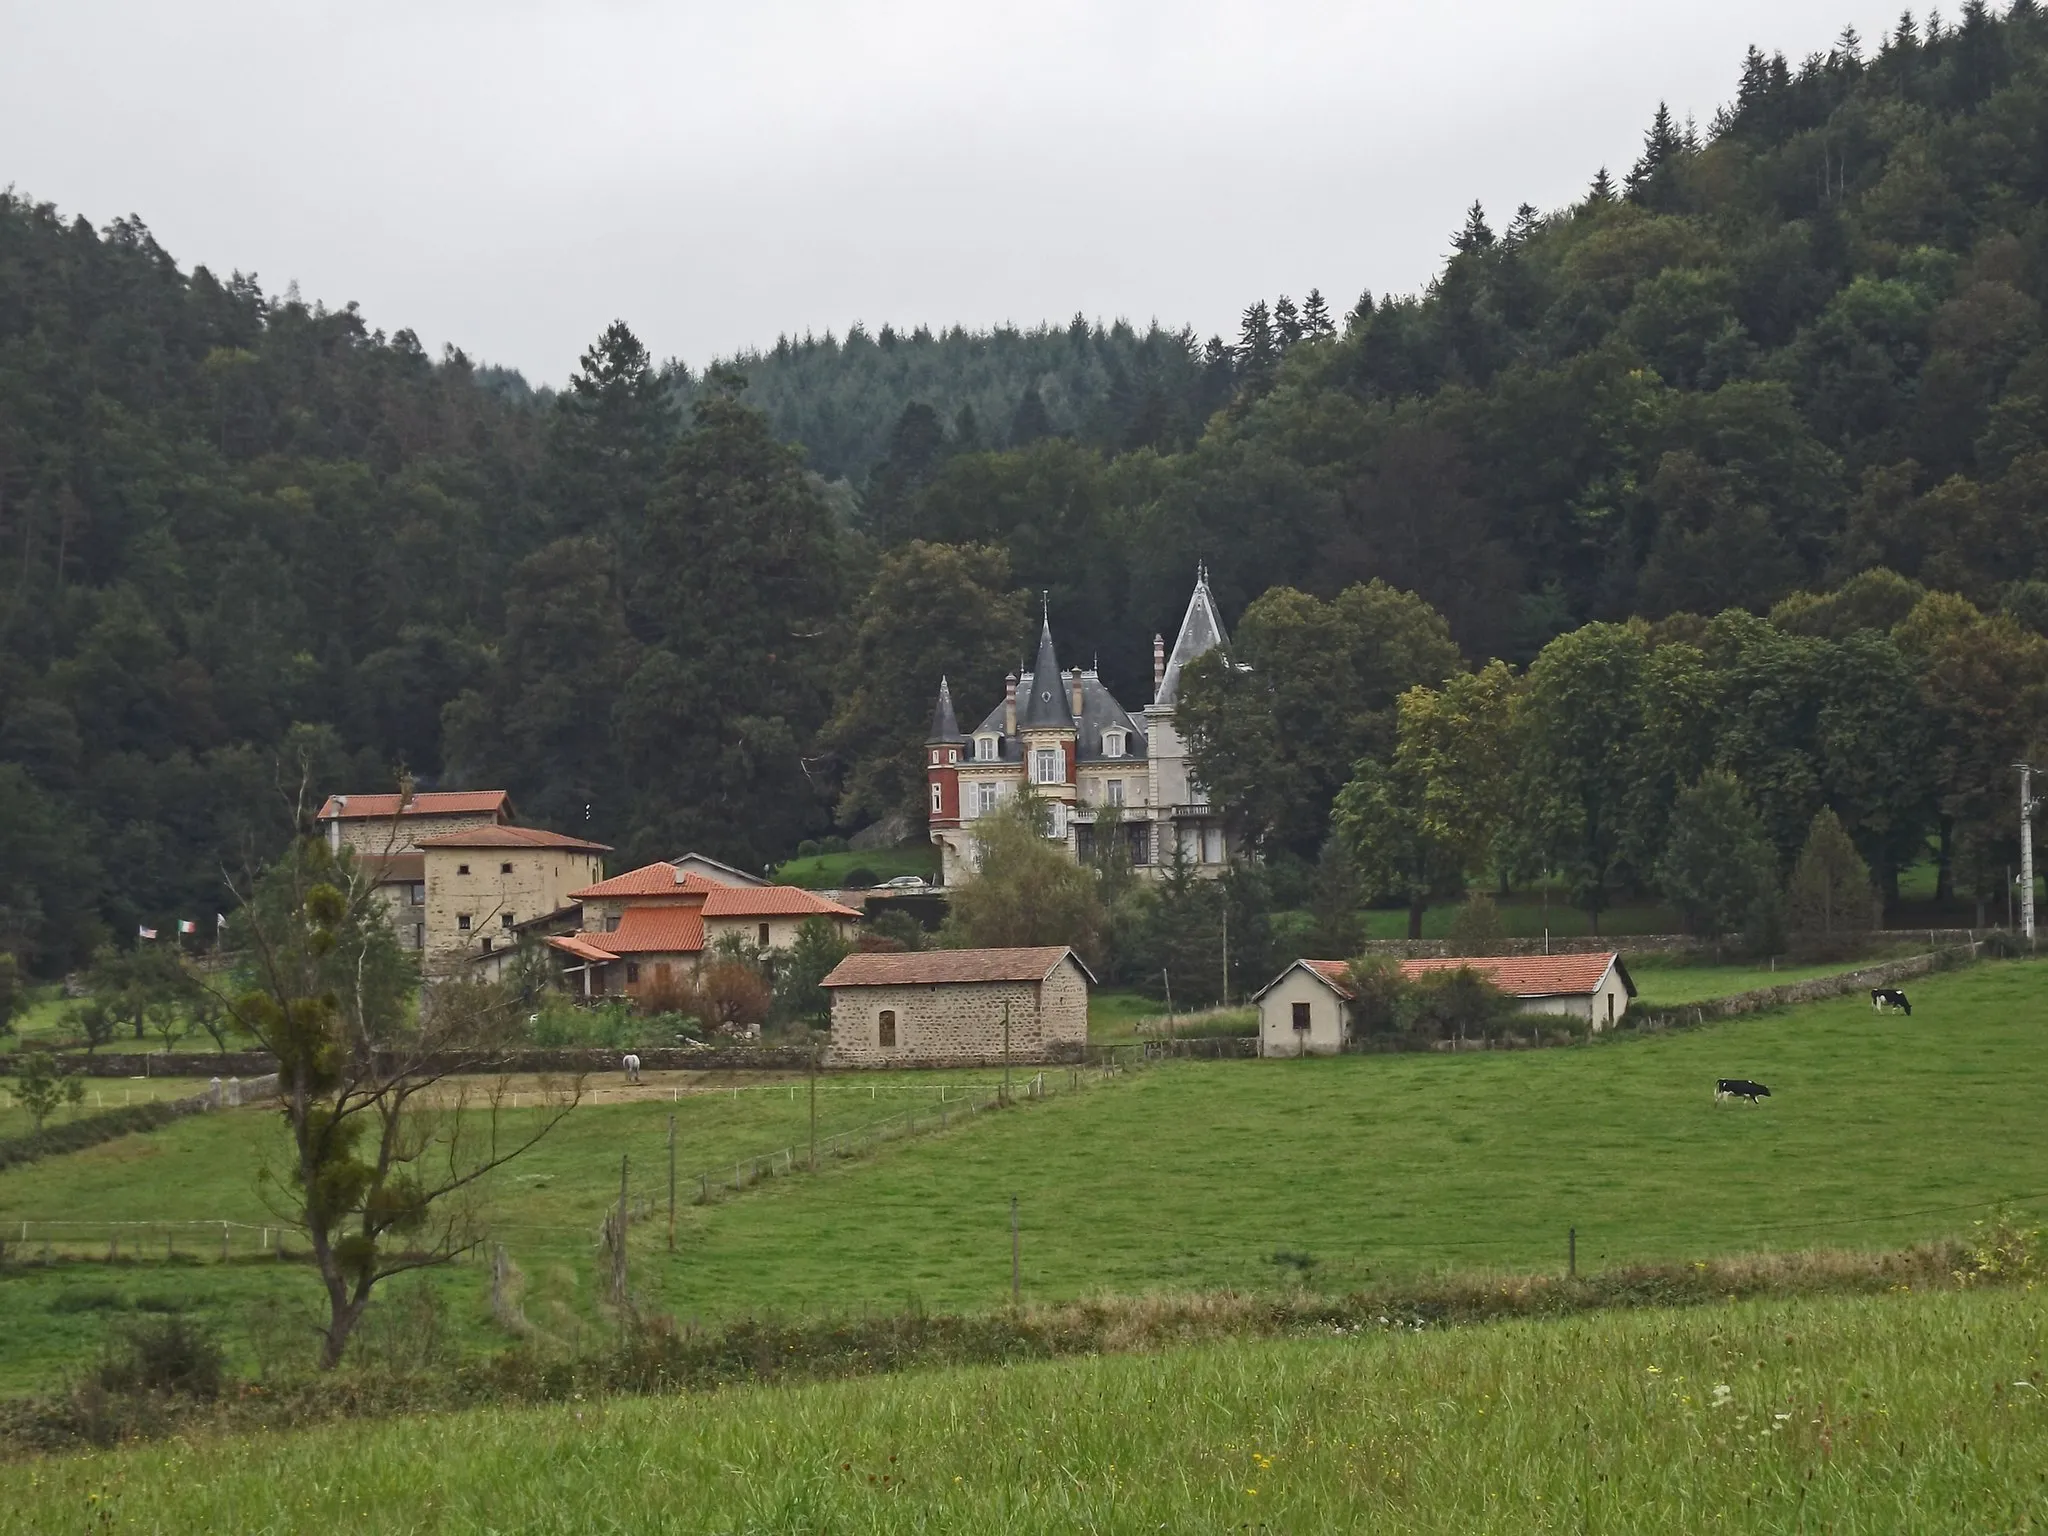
[5,1285,2044,1531]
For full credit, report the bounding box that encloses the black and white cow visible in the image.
[1715,1078,1771,1104]
[1870,988,1913,1016]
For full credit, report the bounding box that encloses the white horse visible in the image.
[622,1053,641,1084]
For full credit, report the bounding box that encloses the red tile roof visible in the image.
[583,906,706,955]
[701,886,859,919]
[317,791,509,821]
[546,934,619,965]
[821,946,1091,988]
[1399,953,1627,997]
[570,863,712,900]
[415,824,610,853]
[357,853,425,883]
[1274,953,1631,1002]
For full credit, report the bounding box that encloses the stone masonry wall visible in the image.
[829,979,1051,1066]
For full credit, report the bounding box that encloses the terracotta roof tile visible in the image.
[357,853,425,883]
[317,791,509,821]
[415,824,611,852]
[546,934,619,965]
[1270,953,1632,1002]
[569,863,713,900]
[821,946,1090,988]
[1398,953,1626,997]
[585,906,705,955]
[701,887,859,919]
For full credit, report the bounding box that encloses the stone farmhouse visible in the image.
[414,824,608,969]
[820,946,1092,1065]
[544,860,859,1003]
[317,790,535,955]
[924,570,1232,887]
[1253,953,1639,1056]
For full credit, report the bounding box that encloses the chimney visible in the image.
[1069,668,1084,719]
[1152,634,1166,697]
[1003,671,1018,736]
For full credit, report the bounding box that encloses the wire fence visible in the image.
[680,1062,1122,1207]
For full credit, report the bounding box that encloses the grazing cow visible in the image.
[1871,988,1913,1016]
[1715,1078,1771,1104]
[622,1053,641,1084]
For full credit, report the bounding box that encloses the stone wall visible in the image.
[1629,948,1964,1031]
[829,979,1062,1066]
[1355,930,1986,960]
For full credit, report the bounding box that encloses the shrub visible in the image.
[94,1316,226,1400]
[1979,928,2031,959]
[1343,956,1409,1041]
[1443,893,1506,956]
[795,839,822,858]
[842,867,879,888]
[1396,966,1519,1045]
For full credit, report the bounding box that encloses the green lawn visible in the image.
[5,959,2046,1391]
[1622,953,1907,1006]
[0,1077,193,1141]
[1088,988,1255,1044]
[6,1286,2044,1532]
[773,842,939,890]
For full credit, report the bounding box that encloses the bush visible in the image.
[842,867,879,889]
[1979,928,2032,959]
[1443,893,1506,956]
[795,839,822,858]
[820,836,850,855]
[1396,967,1519,1045]
[1343,956,1409,1041]
[94,1315,226,1400]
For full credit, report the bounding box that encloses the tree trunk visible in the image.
[1936,818,1955,906]
[1407,895,1426,941]
[1881,862,1901,926]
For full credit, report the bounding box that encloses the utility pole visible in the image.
[1221,905,1230,1009]
[808,1036,819,1171]
[1010,1193,1021,1307]
[1162,969,1176,1041]
[1001,1001,1012,1106]
[2021,763,2039,941]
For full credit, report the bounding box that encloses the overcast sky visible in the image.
[4,0,1905,385]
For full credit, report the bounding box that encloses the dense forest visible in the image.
[8,2,2048,976]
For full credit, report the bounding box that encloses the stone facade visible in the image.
[421,842,607,971]
[825,953,1090,1066]
[927,572,1233,887]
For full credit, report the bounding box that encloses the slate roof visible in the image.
[1152,567,1230,708]
[1015,619,1074,730]
[821,946,1095,987]
[928,677,963,743]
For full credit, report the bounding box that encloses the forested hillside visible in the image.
[9,3,2048,976]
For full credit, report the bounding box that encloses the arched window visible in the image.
[878,1010,897,1048]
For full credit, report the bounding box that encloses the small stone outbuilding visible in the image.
[1253,953,1638,1056]
[821,946,1093,1066]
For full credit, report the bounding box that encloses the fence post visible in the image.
[1010,1193,1021,1307]
[667,1114,677,1253]
[1568,1226,1577,1280]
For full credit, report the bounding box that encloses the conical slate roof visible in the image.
[1016,616,1074,730]
[927,677,963,743]
[1154,566,1230,707]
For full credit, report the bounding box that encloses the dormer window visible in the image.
[1102,729,1126,759]
[975,735,997,762]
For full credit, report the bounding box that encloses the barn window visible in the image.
[758,922,770,947]
[500,911,515,930]
[457,913,471,932]
[878,1010,897,1048]
[501,862,513,874]
[625,962,640,984]
[1292,1002,1311,1031]
[457,863,470,876]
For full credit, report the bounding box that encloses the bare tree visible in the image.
[217,797,580,1370]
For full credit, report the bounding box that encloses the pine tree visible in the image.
[1008,385,1053,447]
[1625,103,1685,207]
[1346,290,1376,332]
[952,402,981,452]
[1503,203,1541,249]
[1452,201,1495,253]
[1237,300,1279,394]
[1587,166,1615,204]
[1273,295,1304,349]
[1300,289,1335,339]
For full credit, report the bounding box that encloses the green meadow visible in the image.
[2,960,2045,1392]
[3,1286,2043,1532]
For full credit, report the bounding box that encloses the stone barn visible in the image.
[822,947,1093,1065]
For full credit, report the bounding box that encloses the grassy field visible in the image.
[4,1286,2044,1531]
[4,958,2045,1391]
[1622,953,1907,1006]
[1361,891,1685,940]
[773,843,939,890]
[0,1078,194,1141]
[1087,989,1255,1044]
